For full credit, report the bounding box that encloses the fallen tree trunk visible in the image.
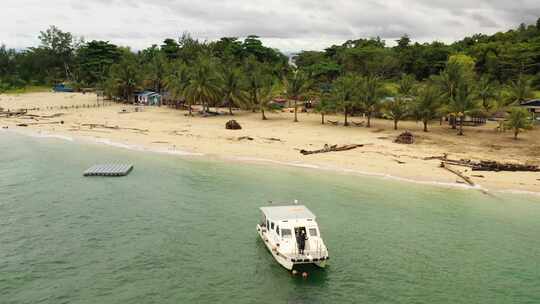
[441,162,475,186]
[300,144,364,155]
[80,123,148,133]
[425,155,539,172]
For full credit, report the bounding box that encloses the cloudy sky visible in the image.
[2,0,540,52]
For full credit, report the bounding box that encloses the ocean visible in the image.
[1,131,539,303]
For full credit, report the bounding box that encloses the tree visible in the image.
[77,40,122,86]
[243,58,275,119]
[146,52,169,95]
[397,74,416,96]
[505,108,533,139]
[449,81,478,135]
[161,38,180,60]
[315,98,336,124]
[107,52,141,102]
[477,76,498,114]
[359,75,385,127]
[283,69,312,122]
[220,65,245,115]
[165,61,190,111]
[506,75,534,105]
[38,25,77,80]
[384,97,410,130]
[436,55,476,129]
[331,74,360,126]
[413,83,442,132]
[184,56,221,114]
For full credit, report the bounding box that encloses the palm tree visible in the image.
[360,75,385,128]
[184,56,221,115]
[384,96,410,130]
[165,61,190,111]
[283,69,312,122]
[506,75,534,105]
[146,52,168,96]
[435,61,470,129]
[257,82,276,120]
[397,74,416,97]
[449,81,478,136]
[331,74,361,126]
[108,53,141,102]
[413,83,442,132]
[243,60,275,120]
[315,98,335,124]
[505,108,533,139]
[220,66,245,115]
[477,76,498,115]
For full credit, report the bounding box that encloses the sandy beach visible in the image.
[1,92,539,194]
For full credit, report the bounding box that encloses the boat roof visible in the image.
[260,205,316,221]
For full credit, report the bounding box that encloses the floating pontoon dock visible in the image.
[83,164,133,177]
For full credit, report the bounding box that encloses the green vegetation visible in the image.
[1,20,539,136]
[1,85,50,94]
[505,108,534,139]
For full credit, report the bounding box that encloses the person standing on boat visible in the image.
[299,230,307,255]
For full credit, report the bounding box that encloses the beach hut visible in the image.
[519,99,540,122]
[136,91,162,106]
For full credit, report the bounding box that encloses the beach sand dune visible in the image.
[2,92,539,193]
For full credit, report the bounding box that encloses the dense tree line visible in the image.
[0,21,538,139]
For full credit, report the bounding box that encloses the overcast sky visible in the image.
[2,0,540,52]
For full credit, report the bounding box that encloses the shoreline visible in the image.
[7,126,540,198]
[2,92,539,197]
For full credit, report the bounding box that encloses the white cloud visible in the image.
[2,0,539,52]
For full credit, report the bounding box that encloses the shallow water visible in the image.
[1,131,539,303]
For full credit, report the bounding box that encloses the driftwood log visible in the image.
[426,155,539,172]
[300,144,364,155]
[441,162,475,186]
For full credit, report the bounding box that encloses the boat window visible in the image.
[276,226,280,234]
[271,222,274,230]
[309,228,318,236]
[281,229,292,237]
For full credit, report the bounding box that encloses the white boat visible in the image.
[256,204,329,270]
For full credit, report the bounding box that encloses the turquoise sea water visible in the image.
[1,131,539,304]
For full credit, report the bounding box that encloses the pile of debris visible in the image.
[225,120,242,130]
[394,131,414,144]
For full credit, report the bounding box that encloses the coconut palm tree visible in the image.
[506,75,534,105]
[413,83,442,132]
[331,74,361,126]
[505,108,533,139]
[283,69,312,122]
[108,53,141,102]
[165,61,190,111]
[315,97,335,124]
[384,96,410,130]
[397,74,416,97]
[146,52,168,95]
[360,75,385,128]
[449,81,478,136]
[220,65,245,115]
[184,56,221,115]
[477,76,498,115]
[243,59,275,120]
